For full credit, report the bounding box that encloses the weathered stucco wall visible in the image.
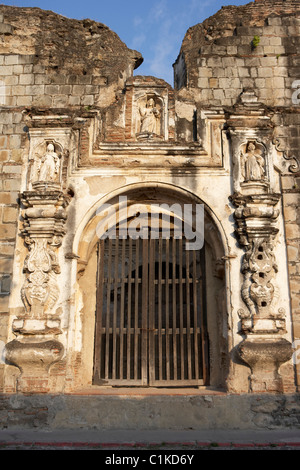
[0,0,299,423]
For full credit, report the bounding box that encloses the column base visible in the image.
[5,338,64,394]
[237,336,293,393]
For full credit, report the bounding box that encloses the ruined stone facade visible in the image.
[0,0,300,429]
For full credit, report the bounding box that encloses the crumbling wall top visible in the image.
[0,5,143,81]
[180,0,300,53]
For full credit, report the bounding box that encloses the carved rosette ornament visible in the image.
[5,139,70,393]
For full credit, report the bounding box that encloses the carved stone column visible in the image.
[231,192,293,393]
[232,192,294,393]
[228,95,293,393]
[5,189,68,393]
[5,132,70,393]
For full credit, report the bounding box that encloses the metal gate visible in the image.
[93,235,209,387]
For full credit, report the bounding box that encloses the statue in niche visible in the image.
[241,141,265,182]
[139,97,161,136]
[37,143,60,182]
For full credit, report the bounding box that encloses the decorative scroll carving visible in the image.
[245,239,278,310]
[21,238,61,317]
[231,193,285,334]
[13,190,69,336]
[273,137,300,174]
[238,238,286,333]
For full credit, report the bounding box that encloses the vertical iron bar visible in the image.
[172,237,177,381]
[134,237,140,381]
[148,237,155,384]
[192,249,199,380]
[112,238,119,380]
[185,244,192,380]
[119,237,126,380]
[165,237,170,382]
[141,237,148,385]
[179,237,184,380]
[105,238,112,380]
[158,236,163,381]
[200,246,209,385]
[93,240,104,382]
[126,237,132,380]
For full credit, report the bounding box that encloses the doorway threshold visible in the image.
[69,386,227,396]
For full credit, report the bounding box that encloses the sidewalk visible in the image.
[0,428,299,449]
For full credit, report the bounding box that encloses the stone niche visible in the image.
[29,140,63,191]
[127,76,175,142]
[135,93,164,140]
[26,127,72,191]
[101,76,175,143]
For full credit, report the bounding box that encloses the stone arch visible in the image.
[71,182,231,390]
[74,182,228,265]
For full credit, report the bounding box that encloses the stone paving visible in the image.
[0,428,299,451]
[0,443,300,450]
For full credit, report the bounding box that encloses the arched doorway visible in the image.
[75,183,228,390]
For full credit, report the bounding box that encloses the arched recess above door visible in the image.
[73,181,228,277]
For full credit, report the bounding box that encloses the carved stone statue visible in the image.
[37,143,60,182]
[241,142,265,182]
[139,98,161,135]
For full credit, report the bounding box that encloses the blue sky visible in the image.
[2,0,248,84]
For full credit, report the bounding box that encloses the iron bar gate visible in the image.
[93,235,209,387]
